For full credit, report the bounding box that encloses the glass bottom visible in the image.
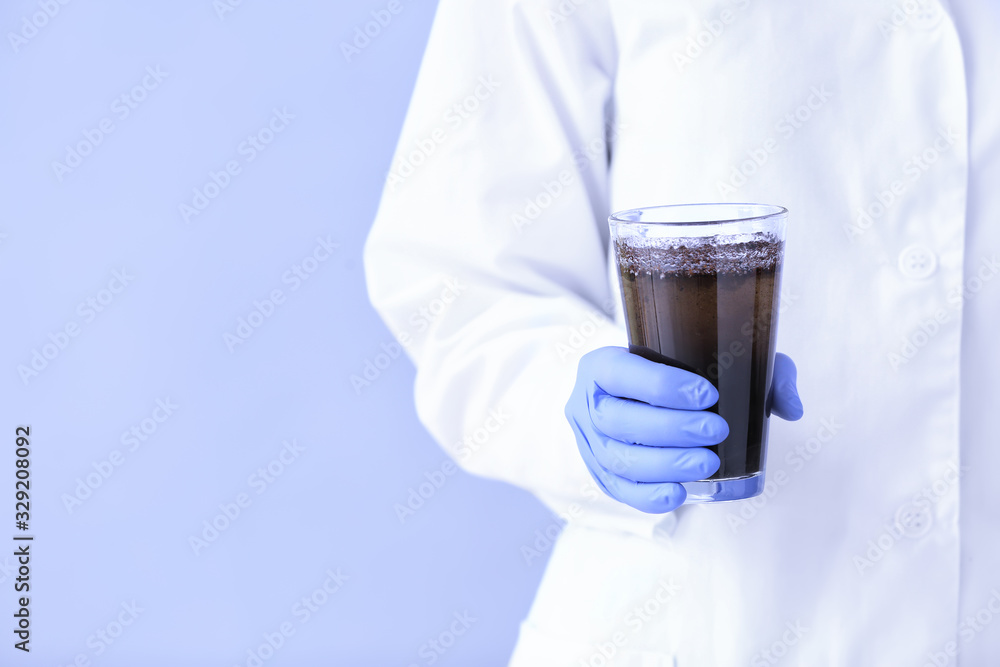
[682,472,764,503]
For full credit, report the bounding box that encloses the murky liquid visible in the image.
[615,236,783,479]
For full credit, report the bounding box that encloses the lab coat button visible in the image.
[896,502,933,538]
[911,1,945,30]
[898,245,938,279]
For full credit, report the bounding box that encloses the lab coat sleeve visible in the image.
[364,0,663,536]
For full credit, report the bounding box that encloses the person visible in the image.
[365,0,1000,663]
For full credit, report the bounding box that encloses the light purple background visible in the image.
[2,1,554,664]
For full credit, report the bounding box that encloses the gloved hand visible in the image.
[566,347,803,513]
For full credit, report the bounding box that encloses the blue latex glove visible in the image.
[566,347,803,513]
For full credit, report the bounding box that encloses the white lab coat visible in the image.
[364,0,1000,663]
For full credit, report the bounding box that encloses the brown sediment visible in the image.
[614,233,783,276]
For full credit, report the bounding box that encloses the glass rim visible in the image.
[609,202,788,227]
